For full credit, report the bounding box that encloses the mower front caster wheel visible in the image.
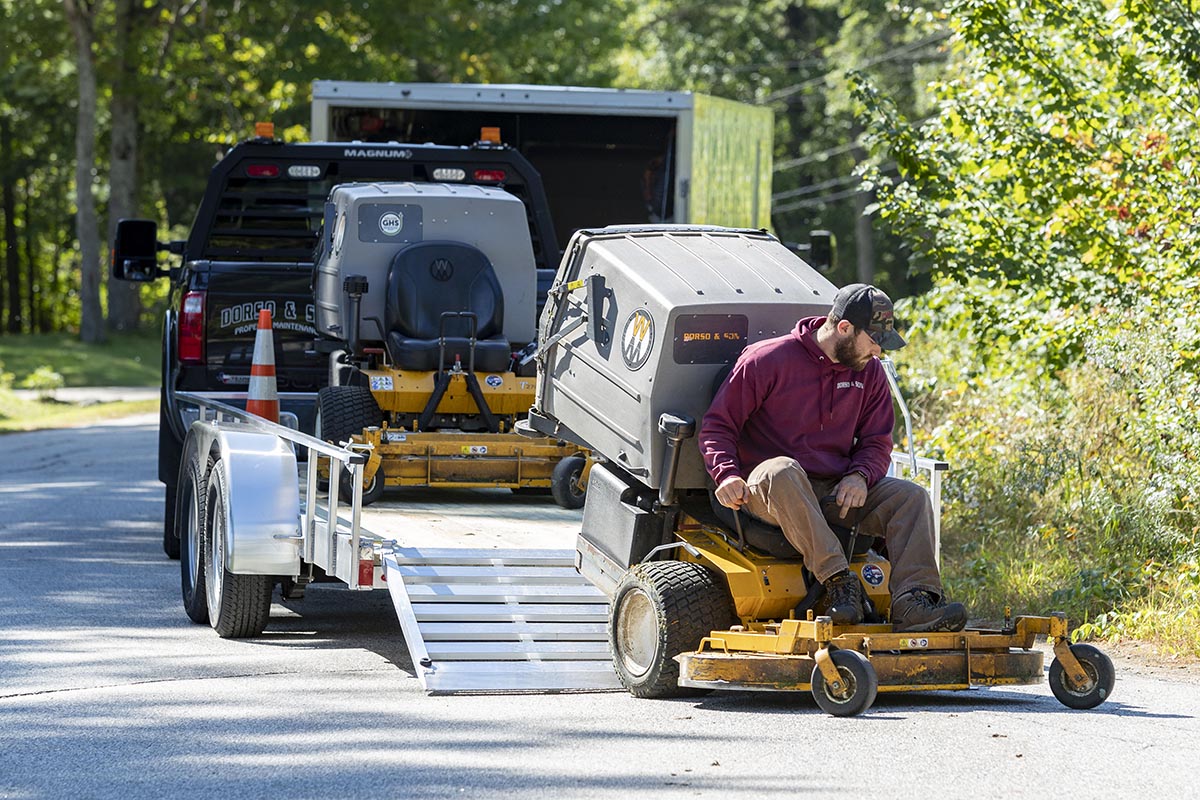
[339,463,385,506]
[550,455,587,510]
[810,649,879,717]
[1050,643,1115,710]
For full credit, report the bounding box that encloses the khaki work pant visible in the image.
[742,456,943,597]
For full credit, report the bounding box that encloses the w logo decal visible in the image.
[621,309,655,371]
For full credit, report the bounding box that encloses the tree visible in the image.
[855,0,1200,353]
[63,0,105,344]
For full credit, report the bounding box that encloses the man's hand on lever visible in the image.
[715,476,749,509]
[834,472,868,519]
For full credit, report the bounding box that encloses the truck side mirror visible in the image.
[112,219,163,281]
[808,230,836,272]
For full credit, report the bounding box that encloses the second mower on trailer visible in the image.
[312,172,589,509]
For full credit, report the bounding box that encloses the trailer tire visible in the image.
[163,482,181,559]
[203,459,273,638]
[609,560,734,698]
[550,455,587,510]
[178,456,209,624]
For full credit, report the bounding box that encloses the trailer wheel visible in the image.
[1050,643,1115,710]
[609,560,734,698]
[810,649,878,717]
[162,482,180,559]
[203,459,273,638]
[550,455,587,510]
[178,456,209,624]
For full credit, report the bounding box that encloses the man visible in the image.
[700,283,967,632]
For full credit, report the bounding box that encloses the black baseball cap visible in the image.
[830,283,907,350]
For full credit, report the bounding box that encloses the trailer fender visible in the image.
[200,424,302,576]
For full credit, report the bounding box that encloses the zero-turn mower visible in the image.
[312,180,590,508]
[521,223,1115,716]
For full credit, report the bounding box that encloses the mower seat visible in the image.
[706,493,875,560]
[385,241,512,373]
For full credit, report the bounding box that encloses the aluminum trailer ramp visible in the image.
[383,548,623,692]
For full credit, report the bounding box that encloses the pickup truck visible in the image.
[111,129,559,557]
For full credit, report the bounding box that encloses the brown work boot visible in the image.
[822,570,865,625]
[891,589,967,633]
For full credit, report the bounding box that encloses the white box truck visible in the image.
[310,81,774,255]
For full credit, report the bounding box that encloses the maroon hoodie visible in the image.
[700,316,895,487]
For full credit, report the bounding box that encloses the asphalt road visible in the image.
[2,414,1199,799]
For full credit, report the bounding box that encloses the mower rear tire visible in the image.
[810,649,878,717]
[609,560,734,698]
[551,455,587,510]
[316,385,383,448]
[1050,643,1115,709]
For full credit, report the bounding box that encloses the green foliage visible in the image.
[0,331,159,387]
[18,365,64,397]
[897,289,1199,646]
[861,1,1200,650]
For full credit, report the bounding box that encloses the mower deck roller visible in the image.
[528,224,1115,715]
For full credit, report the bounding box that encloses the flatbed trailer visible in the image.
[172,392,619,692]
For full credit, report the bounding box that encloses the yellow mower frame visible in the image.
[603,511,1115,717]
[318,361,590,508]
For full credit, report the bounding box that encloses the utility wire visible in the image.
[760,31,952,104]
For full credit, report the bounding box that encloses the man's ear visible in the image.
[835,319,855,336]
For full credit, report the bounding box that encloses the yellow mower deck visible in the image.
[605,513,1112,714]
[677,614,1068,694]
[354,427,585,489]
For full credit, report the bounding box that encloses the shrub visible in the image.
[19,366,65,400]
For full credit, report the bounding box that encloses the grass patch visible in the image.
[0,389,158,433]
[0,331,160,387]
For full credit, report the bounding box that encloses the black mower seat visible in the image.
[385,241,512,373]
[679,491,875,561]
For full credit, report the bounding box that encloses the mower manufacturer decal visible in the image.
[385,432,407,443]
[899,637,930,649]
[621,309,655,371]
[430,257,454,281]
[370,376,394,391]
[861,564,885,587]
[357,203,423,244]
[379,212,404,236]
[463,445,488,455]
[485,375,503,387]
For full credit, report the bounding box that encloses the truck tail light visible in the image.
[246,164,280,178]
[178,291,206,364]
[473,169,506,183]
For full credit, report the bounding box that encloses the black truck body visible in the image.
[113,135,559,556]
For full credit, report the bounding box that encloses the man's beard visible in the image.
[834,336,871,371]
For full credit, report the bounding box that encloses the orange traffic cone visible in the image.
[246,309,280,423]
